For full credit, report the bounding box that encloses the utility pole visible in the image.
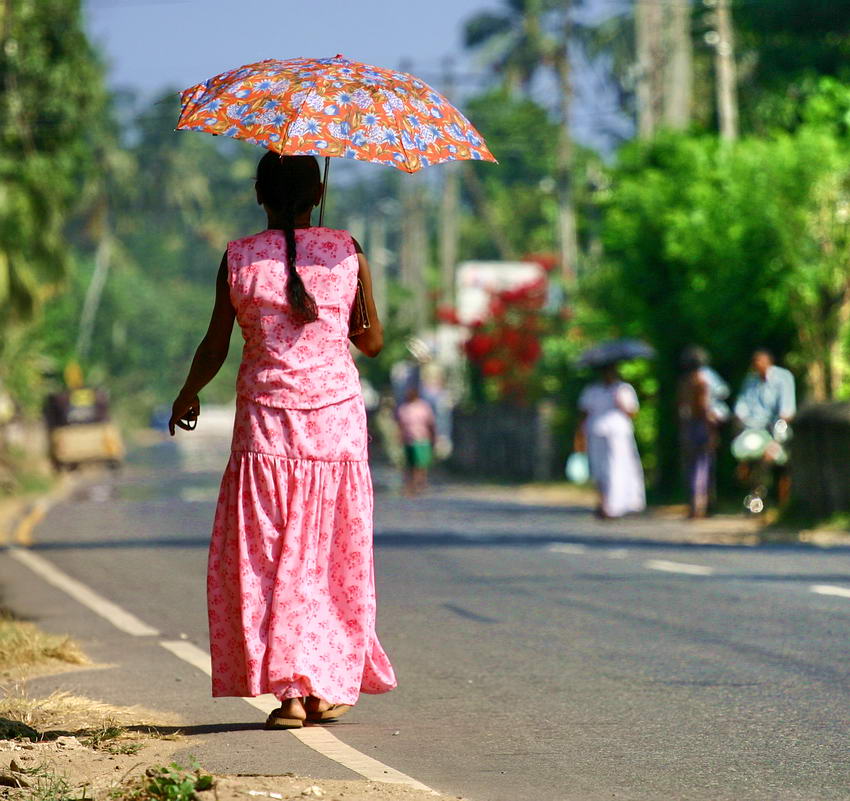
[554,2,579,279]
[399,174,428,332]
[664,0,693,129]
[635,0,664,138]
[76,196,112,361]
[397,58,428,332]
[710,0,739,141]
[438,58,460,308]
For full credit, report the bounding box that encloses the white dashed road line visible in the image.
[547,544,588,555]
[810,584,850,600]
[8,544,434,794]
[643,559,715,576]
[8,546,160,636]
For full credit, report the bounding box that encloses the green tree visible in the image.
[0,0,105,325]
[0,0,108,412]
[464,0,581,277]
[589,128,850,487]
[464,0,554,93]
[731,0,850,133]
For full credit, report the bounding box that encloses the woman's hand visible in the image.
[169,393,200,436]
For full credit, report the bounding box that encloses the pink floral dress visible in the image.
[207,227,397,706]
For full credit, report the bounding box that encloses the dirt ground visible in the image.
[0,620,453,801]
[0,737,451,801]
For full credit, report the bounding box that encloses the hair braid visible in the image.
[282,198,318,324]
[255,152,320,326]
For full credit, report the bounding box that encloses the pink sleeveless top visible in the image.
[227,227,361,410]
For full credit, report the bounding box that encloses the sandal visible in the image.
[265,699,306,729]
[304,697,352,722]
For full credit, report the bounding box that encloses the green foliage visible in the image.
[589,119,850,487]
[732,0,850,134]
[142,764,213,801]
[461,90,559,259]
[37,252,236,420]
[0,0,106,325]
[463,0,570,91]
[117,93,262,285]
[462,89,602,262]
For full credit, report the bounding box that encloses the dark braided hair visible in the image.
[255,152,320,325]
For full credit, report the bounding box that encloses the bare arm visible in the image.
[350,238,383,358]
[169,254,236,435]
[615,384,639,419]
[573,411,588,452]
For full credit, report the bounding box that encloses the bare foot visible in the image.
[266,697,306,729]
[305,696,352,722]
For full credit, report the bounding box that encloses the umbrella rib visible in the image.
[387,99,415,174]
[279,74,321,155]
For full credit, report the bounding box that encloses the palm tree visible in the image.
[464,0,580,279]
[464,0,551,93]
[578,1,693,138]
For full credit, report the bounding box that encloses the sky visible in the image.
[82,0,631,151]
[83,0,496,97]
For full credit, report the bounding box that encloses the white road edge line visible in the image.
[644,559,715,576]
[8,546,159,637]
[811,584,850,599]
[159,640,436,795]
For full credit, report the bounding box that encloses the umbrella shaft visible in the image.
[319,157,330,227]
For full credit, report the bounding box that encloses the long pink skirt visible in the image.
[207,394,397,705]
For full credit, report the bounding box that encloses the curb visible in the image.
[4,474,81,547]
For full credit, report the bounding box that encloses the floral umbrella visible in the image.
[176,54,496,175]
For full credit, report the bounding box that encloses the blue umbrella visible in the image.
[578,339,655,369]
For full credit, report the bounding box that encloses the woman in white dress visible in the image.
[575,364,646,519]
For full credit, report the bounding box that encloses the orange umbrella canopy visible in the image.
[177,54,496,174]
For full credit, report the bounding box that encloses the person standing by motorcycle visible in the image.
[734,349,796,506]
[678,346,730,519]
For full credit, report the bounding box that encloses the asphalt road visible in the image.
[4,428,850,801]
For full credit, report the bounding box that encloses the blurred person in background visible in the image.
[575,364,646,519]
[420,362,454,459]
[396,383,436,496]
[734,348,796,505]
[678,346,730,519]
[169,153,396,729]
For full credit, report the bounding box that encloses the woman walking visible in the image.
[575,364,646,519]
[169,153,396,728]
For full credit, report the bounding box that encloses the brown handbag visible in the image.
[348,279,371,339]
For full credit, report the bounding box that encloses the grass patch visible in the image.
[126,727,182,741]
[9,763,90,801]
[80,723,144,755]
[0,616,87,672]
[82,723,124,750]
[0,689,152,733]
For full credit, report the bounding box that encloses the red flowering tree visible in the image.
[462,277,548,404]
